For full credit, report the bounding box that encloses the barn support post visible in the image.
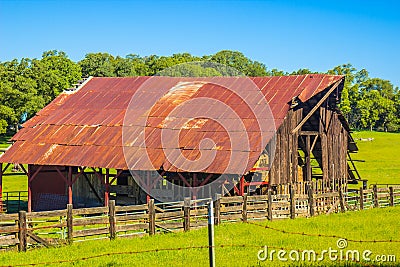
[239,176,245,196]
[27,165,32,212]
[146,171,151,203]
[68,166,73,205]
[105,169,110,207]
[306,135,312,182]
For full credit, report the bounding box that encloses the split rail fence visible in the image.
[1,184,399,252]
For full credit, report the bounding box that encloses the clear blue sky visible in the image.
[0,0,399,87]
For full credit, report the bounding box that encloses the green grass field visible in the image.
[1,207,399,266]
[351,131,400,185]
[0,132,399,266]
[1,131,399,191]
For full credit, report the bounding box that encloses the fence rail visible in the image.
[1,191,28,214]
[1,184,399,252]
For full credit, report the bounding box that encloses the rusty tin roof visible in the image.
[0,75,344,174]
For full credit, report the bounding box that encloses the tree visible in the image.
[359,78,398,131]
[79,52,115,77]
[210,50,268,76]
[33,50,82,103]
[290,69,317,75]
[328,64,369,129]
[0,58,43,132]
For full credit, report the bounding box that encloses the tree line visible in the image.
[0,50,398,134]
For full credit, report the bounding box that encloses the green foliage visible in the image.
[33,50,82,103]
[0,51,81,133]
[210,50,268,76]
[328,64,399,131]
[0,50,399,133]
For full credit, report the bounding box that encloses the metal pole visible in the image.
[208,200,215,267]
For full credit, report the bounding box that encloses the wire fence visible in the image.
[1,184,399,266]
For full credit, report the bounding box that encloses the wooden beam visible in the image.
[299,131,319,136]
[291,80,342,134]
[68,166,73,205]
[310,135,319,152]
[306,135,311,182]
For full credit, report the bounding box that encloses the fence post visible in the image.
[339,187,345,213]
[214,194,221,225]
[307,182,314,217]
[67,204,73,244]
[289,184,295,219]
[109,200,116,240]
[373,185,379,208]
[242,193,248,222]
[148,199,155,235]
[267,189,273,221]
[207,200,216,267]
[18,210,27,252]
[359,187,364,210]
[389,187,394,207]
[183,197,191,232]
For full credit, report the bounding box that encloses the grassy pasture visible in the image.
[0,207,399,266]
[351,131,400,186]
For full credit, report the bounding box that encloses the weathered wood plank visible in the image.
[73,217,109,226]
[115,204,148,213]
[73,207,108,216]
[246,203,268,211]
[115,213,147,222]
[27,209,67,219]
[220,205,242,213]
[155,210,184,219]
[73,227,109,238]
[0,214,18,221]
[0,225,18,233]
[247,195,268,202]
[0,238,19,246]
[220,213,242,221]
[156,221,183,229]
[116,223,148,232]
[220,196,243,204]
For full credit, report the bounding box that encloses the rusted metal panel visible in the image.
[0,75,344,175]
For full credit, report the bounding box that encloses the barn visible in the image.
[0,75,360,211]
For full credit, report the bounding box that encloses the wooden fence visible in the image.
[1,184,399,252]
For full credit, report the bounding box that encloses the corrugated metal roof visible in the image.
[0,75,344,174]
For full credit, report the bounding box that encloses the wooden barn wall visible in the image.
[72,173,104,207]
[269,108,302,185]
[319,104,348,190]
